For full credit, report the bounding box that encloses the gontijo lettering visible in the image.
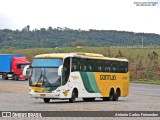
[100,75,116,80]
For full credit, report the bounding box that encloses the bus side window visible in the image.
[119,62,124,73]
[73,65,76,71]
[72,58,81,72]
[119,62,128,73]
[97,61,100,72]
[79,65,82,71]
[97,60,104,72]
[84,65,87,71]
[89,65,92,71]
[88,60,96,72]
[123,62,128,73]
[105,67,110,72]
[62,57,70,85]
[112,61,119,72]
[72,58,77,72]
[88,60,91,72]
[110,62,114,72]
[79,59,87,72]
[80,65,85,71]
[105,61,111,72]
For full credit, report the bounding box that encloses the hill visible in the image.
[0,27,160,49]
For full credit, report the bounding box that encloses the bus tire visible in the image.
[113,89,121,101]
[83,98,95,102]
[69,89,77,103]
[43,98,50,103]
[108,89,115,101]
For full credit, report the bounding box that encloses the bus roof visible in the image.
[34,53,72,59]
[34,52,128,62]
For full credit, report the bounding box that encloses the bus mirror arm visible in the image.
[23,65,30,76]
[58,65,63,76]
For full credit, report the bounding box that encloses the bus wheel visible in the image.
[43,98,50,103]
[69,90,77,103]
[108,89,115,101]
[83,98,95,102]
[113,89,120,101]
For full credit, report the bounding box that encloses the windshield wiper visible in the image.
[42,68,52,87]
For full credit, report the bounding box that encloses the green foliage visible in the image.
[132,79,160,84]
[0,26,160,82]
[1,46,160,82]
[0,27,160,49]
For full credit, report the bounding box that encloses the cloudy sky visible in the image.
[0,0,160,34]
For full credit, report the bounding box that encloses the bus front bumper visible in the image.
[29,91,67,99]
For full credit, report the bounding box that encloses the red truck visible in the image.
[0,54,30,80]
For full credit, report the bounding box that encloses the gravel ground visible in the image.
[0,79,160,119]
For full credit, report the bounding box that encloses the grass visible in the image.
[1,46,160,84]
[131,79,160,85]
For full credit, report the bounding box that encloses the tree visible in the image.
[27,25,30,31]
[47,26,53,31]
[22,25,30,32]
[116,50,123,58]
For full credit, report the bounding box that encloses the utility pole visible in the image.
[141,37,143,48]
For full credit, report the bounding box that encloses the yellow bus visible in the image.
[29,52,129,103]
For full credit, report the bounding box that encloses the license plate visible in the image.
[40,94,46,96]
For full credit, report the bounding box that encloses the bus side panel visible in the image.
[79,72,101,93]
[69,71,129,98]
[94,72,129,97]
[121,72,130,97]
[121,82,129,96]
[69,72,102,98]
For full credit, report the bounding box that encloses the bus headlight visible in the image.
[29,89,34,93]
[52,89,60,93]
[56,89,61,92]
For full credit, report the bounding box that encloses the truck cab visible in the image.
[12,56,30,80]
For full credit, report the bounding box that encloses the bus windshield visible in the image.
[30,68,61,87]
[31,58,62,67]
[29,58,62,87]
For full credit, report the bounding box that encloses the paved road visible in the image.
[0,78,160,119]
[0,78,160,112]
